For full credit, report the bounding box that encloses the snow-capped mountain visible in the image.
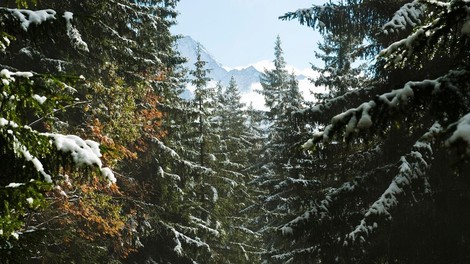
[175,36,322,108]
[176,36,262,93]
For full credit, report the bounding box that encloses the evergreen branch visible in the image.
[28,100,90,127]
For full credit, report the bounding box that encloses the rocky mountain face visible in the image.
[175,35,262,94]
[175,35,318,109]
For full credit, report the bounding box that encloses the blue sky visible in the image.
[173,0,324,70]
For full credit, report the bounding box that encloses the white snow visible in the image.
[33,94,47,104]
[305,75,447,147]
[382,1,423,34]
[6,182,25,188]
[11,232,19,239]
[0,118,19,128]
[1,69,34,85]
[7,8,57,31]
[210,186,218,202]
[11,134,52,183]
[446,113,470,154]
[347,123,441,242]
[190,215,220,237]
[166,224,211,256]
[356,101,376,129]
[101,167,116,184]
[344,112,357,133]
[379,83,414,107]
[26,197,34,204]
[301,139,314,150]
[281,226,293,235]
[379,28,426,60]
[63,11,89,52]
[158,166,164,178]
[43,133,115,183]
[46,134,102,166]
[1,36,10,52]
[63,11,73,21]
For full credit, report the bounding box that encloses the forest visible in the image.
[1,0,470,263]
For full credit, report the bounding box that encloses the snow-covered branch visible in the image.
[346,122,442,244]
[446,112,470,154]
[4,8,56,31]
[42,133,116,183]
[382,0,424,34]
[379,0,470,68]
[163,222,211,256]
[302,70,469,148]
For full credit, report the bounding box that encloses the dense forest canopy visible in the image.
[0,0,469,263]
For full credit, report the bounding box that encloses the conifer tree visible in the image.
[268,0,470,263]
[253,36,321,261]
[0,1,203,262]
[0,2,121,262]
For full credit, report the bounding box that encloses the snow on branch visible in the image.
[379,0,470,68]
[63,12,89,52]
[302,70,468,149]
[382,0,424,34]
[346,122,442,244]
[163,222,211,256]
[190,215,220,237]
[1,118,114,184]
[152,137,216,177]
[279,161,396,238]
[5,8,56,31]
[280,182,351,236]
[446,112,470,154]
[152,137,180,159]
[279,7,318,27]
[42,133,116,183]
[1,68,33,85]
[0,118,52,183]
[293,86,375,123]
[271,246,317,263]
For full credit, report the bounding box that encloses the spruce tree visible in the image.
[269,0,470,263]
[0,2,120,262]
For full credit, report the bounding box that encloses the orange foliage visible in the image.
[133,90,167,153]
[53,175,137,257]
[88,118,138,163]
[140,92,166,137]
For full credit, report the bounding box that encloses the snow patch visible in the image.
[6,182,25,188]
[447,113,470,154]
[8,8,57,31]
[26,197,34,205]
[1,69,34,85]
[63,11,89,52]
[43,133,115,183]
[32,94,47,104]
[382,1,423,34]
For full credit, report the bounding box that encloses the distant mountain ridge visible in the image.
[175,35,262,94]
[175,35,319,108]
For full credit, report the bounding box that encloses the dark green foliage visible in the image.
[266,0,470,263]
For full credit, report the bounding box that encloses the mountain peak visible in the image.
[176,36,224,71]
[175,36,262,93]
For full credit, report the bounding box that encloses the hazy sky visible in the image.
[173,0,324,70]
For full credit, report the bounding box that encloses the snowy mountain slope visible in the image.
[175,36,323,108]
[176,35,228,82]
[176,36,261,93]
